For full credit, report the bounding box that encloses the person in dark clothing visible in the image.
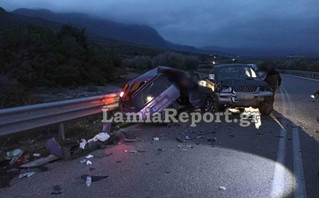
[263,63,282,93]
[312,90,319,99]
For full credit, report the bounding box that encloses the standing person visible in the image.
[263,61,282,94]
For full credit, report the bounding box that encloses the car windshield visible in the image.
[218,66,257,80]
[132,75,172,111]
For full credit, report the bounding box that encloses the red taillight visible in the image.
[120,91,124,97]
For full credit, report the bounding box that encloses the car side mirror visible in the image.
[208,74,215,80]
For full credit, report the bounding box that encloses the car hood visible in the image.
[220,78,268,87]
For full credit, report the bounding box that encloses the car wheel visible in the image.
[259,101,273,115]
[213,101,226,112]
[201,96,213,112]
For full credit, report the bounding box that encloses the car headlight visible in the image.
[221,87,232,93]
[198,80,206,87]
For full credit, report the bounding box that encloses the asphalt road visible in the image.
[1,74,318,198]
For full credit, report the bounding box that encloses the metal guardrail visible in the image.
[279,70,319,80]
[0,93,120,137]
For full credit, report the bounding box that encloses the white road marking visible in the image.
[271,128,287,198]
[283,74,319,83]
[281,87,306,198]
[271,89,287,198]
[292,127,306,198]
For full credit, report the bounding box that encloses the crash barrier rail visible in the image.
[279,69,319,80]
[0,93,120,138]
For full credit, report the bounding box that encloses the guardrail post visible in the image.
[101,108,111,133]
[58,123,65,141]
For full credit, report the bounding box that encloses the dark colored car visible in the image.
[207,64,274,115]
[119,66,213,116]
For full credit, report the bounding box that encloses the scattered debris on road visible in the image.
[207,137,217,142]
[20,154,59,168]
[185,136,192,140]
[79,139,87,149]
[6,149,26,166]
[46,138,64,158]
[219,186,226,191]
[176,137,185,143]
[85,175,92,187]
[86,154,94,159]
[51,185,62,195]
[78,123,111,150]
[86,160,92,165]
[89,132,110,143]
[80,132,111,150]
[18,171,36,179]
[81,174,109,187]
[33,153,41,158]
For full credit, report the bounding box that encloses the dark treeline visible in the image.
[122,51,199,71]
[274,58,319,72]
[0,25,123,88]
[0,25,125,108]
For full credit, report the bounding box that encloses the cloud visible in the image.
[2,0,319,51]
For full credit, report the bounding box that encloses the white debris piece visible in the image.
[18,172,36,179]
[79,139,87,149]
[88,132,110,143]
[33,153,41,157]
[80,159,86,163]
[219,186,226,191]
[86,160,92,165]
[153,137,159,141]
[86,176,92,187]
[86,154,94,159]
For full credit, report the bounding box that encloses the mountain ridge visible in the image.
[12,8,211,54]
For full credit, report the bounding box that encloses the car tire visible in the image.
[201,96,213,112]
[259,101,273,115]
[213,101,226,112]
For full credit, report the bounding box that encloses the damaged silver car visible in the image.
[119,66,213,117]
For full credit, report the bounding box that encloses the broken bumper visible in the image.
[216,91,273,107]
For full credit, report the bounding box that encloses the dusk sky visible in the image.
[2,0,319,50]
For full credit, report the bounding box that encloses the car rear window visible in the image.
[132,76,172,111]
